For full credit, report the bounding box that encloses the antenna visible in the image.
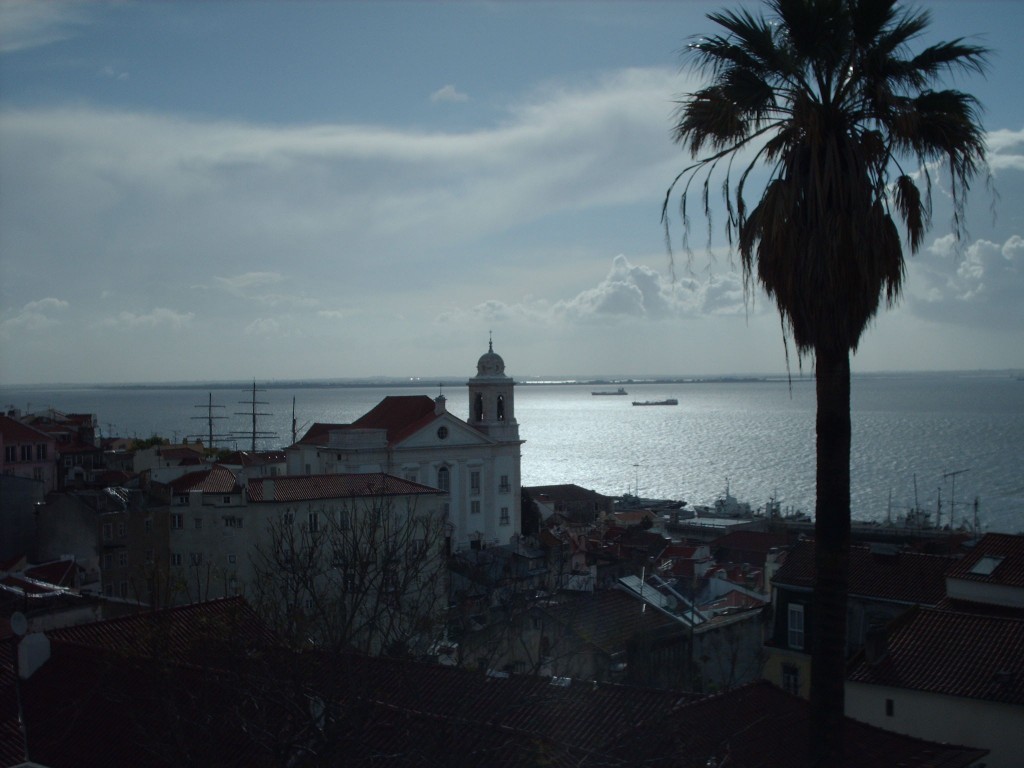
[190,392,229,449]
[942,468,970,529]
[233,381,277,452]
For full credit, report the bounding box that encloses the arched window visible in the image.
[474,392,484,421]
[496,394,505,421]
[437,466,450,493]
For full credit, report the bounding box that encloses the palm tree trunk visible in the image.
[810,345,851,766]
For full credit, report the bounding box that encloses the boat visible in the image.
[593,387,628,396]
[632,398,678,406]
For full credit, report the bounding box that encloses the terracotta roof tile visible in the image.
[296,396,443,448]
[246,472,443,502]
[168,465,238,494]
[848,606,1024,705]
[773,539,955,605]
[946,533,1024,588]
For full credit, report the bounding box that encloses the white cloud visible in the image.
[430,84,468,103]
[0,297,69,337]
[910,233,1024,324]
[242,319,280,335]
[99,308,195,329]
[0,0,91,53]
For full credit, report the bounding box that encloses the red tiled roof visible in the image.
[296,396,441,448]
[322,656,987,767]
[773,540,955,605]
[24,559,79,588]
[946,533,1024,588]
[351,395,439,445]
[246,472,444,503]
[848,606,1024,705]
[0,414,54,443]
[625,679,987,768]
[168,465,238,494]
[47,596,275,667]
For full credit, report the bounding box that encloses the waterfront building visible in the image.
[287,341,523,552]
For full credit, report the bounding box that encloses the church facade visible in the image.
[287,341,523,551]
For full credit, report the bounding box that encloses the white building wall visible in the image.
[846,682,1019,767]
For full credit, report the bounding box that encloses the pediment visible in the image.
[396,413,495,449]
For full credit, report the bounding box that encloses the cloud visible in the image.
[100,64,129,82]
[0,0,91,53]
[244,318,282,336]
[0,297,69,337]
[98,308,195,330]
[435,254,758,330]
[215,272,317,308]
[908,233,1024,325]
[430,84,468,103]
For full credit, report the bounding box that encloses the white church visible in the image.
[287,340,523,552]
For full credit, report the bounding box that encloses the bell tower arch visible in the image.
[467,337,519,443]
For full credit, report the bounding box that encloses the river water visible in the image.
[3,371,1022,533]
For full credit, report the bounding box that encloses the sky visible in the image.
[1,0,1022,385]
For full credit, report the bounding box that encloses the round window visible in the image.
[437,426,449,439]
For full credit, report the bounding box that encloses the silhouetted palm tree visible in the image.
[664,1,987,763]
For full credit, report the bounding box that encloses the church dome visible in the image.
[476,339,506,377]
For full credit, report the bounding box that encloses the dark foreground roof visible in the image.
[1,599,988,768]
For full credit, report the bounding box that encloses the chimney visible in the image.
[434,395,447,415]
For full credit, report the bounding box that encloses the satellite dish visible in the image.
[10,611,28,637]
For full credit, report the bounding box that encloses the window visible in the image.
[496,394,505,421]
[500,507,510,526]
[177,495,189,505]
[189,553,203,566]
[228,554,236,565]
[171,513,183,530]
[119,581,129,598]
[782,664,800,695]
[499,474,510,493]
[283,511,294,525]
[437,466,450,493]
[118,523,126,538]
[103,553,113,570]
[194,517,203,529]
[885,698,895,717]
[308,512,319,533]
[171,553,183,566]
[118,552,127,567]
[222,495,231,504]
[145,519,152,532]
[3,446,15,462]
[145,549,153,564]
[411,538,426,555]
[102,523,113,541]
[471,500,481,515]
[36,444,48,460]
[470,471,480,494]
[788,604,805,650]
[33,467,43,480]
[21,445,32,461]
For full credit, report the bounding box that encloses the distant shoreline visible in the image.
[2,369,1022,391]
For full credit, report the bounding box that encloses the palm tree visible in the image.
[663,1,987,763]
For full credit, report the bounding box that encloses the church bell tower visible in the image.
[467,337,519,443]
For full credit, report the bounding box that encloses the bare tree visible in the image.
[248,491,449,658]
